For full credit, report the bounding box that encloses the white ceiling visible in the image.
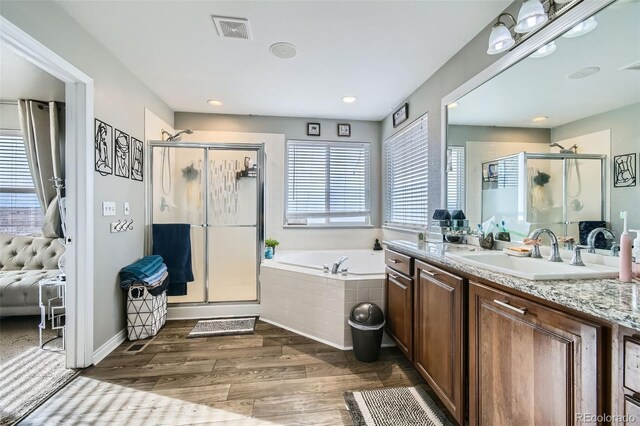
[448,0,640,129]
[55,0,510,120]
[0,42,65,103]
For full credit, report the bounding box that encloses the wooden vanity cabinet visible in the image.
[469,280,605,426]
[385,249,414,360]
[413,260,465,424]
[619,327,640,421]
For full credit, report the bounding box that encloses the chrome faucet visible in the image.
[586,227,616,254]
[528,228,563,262]
[331,256,348,274]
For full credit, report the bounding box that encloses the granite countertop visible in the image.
[385,239,640,332]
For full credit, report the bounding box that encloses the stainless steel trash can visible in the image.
[348,302,385,363]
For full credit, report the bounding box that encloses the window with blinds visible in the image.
[384,114,428,230]
[0,132,44,235]
[446,146,465,211]
[286,140,371,226]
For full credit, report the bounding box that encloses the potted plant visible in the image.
[265,239,280,255]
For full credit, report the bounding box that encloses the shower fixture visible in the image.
[162,129,193,142]
[549,142,577,154]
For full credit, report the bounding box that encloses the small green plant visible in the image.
[265,239,280,249]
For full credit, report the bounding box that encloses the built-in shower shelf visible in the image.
[236,166,257,179]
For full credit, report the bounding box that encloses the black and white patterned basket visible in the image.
[126,283,167,340]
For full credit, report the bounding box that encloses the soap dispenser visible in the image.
[619,212,632,282]
[630,229,640,279]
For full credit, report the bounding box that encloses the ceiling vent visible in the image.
[212,16,251,40]
[619,60,640,72]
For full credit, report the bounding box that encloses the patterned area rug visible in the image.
[187,317,257,338]
[344,386,454,426]
[0,347,78,425]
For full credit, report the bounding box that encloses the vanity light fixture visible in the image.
[207,99,223,106]
[342,96,357,103]
[529,41,557,58]
[532,115,548,122]
[486,0,582,55]
[562,16,597,38]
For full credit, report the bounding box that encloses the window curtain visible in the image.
[17,100,65,237]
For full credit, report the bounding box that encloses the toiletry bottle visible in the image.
[619,212,632,282]
[630,229,640,279]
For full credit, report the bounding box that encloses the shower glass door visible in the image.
[151,146,206,303]
[207,148,260,302]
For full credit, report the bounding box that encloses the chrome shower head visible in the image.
[162,129,194,141]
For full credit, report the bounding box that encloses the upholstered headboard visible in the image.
[0,234,65,271]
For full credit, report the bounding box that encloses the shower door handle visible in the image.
[191,224,207,228]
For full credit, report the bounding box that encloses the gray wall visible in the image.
[175,112,383,226]
[448,125,550,147]
[1,1,174,352]
[379,1,527,231]
[551,102,640,235]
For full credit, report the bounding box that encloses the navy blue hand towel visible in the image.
[152,223,194,296]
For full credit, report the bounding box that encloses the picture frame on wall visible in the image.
[307,122,321,136]
[130,137,144,181]
[114,129,130,179]
[94,118,113,176]
[337,123,351,137]
[392,103,409,128]
[613,153,637,187]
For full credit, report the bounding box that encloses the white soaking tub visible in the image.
[260,249,391,350]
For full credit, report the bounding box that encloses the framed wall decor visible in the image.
[337,123,351,137]
[94,118,113,176]
[613,153,637,187]
[114,129,130,178]
[307,122,321,136]
[392,103,409,128]
[130,137,144,181]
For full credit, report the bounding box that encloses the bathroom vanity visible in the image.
[384,240,639,425]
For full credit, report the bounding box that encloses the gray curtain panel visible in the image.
[17,100,65,237]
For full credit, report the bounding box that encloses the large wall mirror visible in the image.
[446,0,640,254]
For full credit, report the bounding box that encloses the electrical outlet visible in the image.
[124,202,130,215]
[102,201,116,216]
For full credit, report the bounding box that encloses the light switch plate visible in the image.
[124,202,130,215]
[102,201,116,216]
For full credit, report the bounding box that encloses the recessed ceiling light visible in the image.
[532,116,548,122]
[207,99,223,106]
[529,41,556,59]
[342,96,357,103]
[562,17,597,38]
[270,42,297,59]
[447,102,459,109]
[567,66,600,80]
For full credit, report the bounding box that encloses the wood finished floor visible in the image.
[23,320,454,425]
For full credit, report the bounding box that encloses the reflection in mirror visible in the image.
[446,0,640,253]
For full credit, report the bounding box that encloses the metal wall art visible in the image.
[614,153,637,187]
[94,118,144,182]
[94,118,113,176]
[114,129,130,179]
[131,137,144,181]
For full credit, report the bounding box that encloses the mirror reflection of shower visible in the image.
[550,142,582,211]
[160,129,194,195]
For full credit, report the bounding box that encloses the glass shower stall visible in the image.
[481,152,606,241]
[148,142,264,304]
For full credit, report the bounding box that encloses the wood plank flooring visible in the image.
[23,320,454,425]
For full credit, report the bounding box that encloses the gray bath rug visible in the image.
[187,317,257,338]
[0,347,78,425]
[344,386,454,426]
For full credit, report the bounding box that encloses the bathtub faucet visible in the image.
[331,256,348,274]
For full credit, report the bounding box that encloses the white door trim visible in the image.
[1,16,95,368]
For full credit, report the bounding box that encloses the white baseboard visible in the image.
[92,328,126,365]
[167,303,262,320]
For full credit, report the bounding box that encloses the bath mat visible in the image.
[0,347,78,425]
[187,317,257,338]
[344,385,454,426]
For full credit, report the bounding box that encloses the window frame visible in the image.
[284,139,373,229]
[383,113,429,232]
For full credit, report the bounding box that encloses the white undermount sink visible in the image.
[446,251,619,281]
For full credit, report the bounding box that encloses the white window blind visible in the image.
[0,133,44,235]
[286,140,371,226]
[384,114,428,229]
[446,146,465,211]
